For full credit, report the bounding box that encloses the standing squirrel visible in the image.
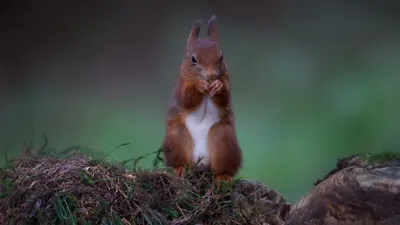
[161,15,243,189]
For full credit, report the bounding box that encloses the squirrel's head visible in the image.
[183,15,225,81]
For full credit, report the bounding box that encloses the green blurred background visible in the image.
[1,1,400,203]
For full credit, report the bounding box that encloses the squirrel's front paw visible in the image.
[195,80,209,94]
[209,79,223,96]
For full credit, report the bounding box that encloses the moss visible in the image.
[360,151,400,166]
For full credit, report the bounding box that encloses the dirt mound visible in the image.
[0,145,290,225]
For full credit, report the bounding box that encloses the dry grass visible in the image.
[0,142,290,225]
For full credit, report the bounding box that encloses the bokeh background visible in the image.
[1,1,400,203]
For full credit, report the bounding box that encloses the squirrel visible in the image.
[161,15,243,189]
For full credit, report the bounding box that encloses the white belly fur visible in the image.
[185,95,220,168]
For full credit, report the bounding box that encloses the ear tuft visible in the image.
[209,14,217,23]
[192,19,202,35]
[207,14,218,41]
[187,19,202,49]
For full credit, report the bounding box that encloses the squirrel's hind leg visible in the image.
[208,122,242,189]
[162,123,194,178]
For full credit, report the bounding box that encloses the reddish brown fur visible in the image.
[161,15,242,189]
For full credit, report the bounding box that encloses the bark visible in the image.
[285,153,400,225]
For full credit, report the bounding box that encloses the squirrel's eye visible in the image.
[191,56,197,64]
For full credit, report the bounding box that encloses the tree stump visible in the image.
[285,153,400,225]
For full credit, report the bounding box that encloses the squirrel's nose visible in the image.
[202,69,219,80]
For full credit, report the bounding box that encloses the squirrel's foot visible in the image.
[215,173,233,190]
[173,166,186,178]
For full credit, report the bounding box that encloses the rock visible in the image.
[285,153,400,225]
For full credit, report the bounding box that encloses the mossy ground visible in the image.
[0,141,289,225]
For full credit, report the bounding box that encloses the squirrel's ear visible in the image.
[187,20,201,49]
[207,15,218,41]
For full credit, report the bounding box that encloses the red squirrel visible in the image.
[161,15,243,189]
